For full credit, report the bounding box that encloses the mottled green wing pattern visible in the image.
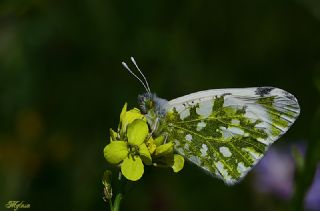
[163,87,300,185]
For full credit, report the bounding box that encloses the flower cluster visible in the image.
[104,103,184,181]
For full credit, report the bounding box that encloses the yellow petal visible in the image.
[121,108,146,132]
[139,143,152,165]
[154,135,165,146]
[103,141,128,164]
[155,142,174,157]
[172,154,184,173]
[121,156,144,181]
[126,108,146,122]
[127,119,148,146]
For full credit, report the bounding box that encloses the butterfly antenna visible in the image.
[131,57,151,93]
[121,61,149,93]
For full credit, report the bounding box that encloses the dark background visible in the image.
[1,0,320,210]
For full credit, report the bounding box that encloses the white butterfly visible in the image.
[122,57,300,185]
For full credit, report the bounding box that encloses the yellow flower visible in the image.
[104,119,151,181]
[104,103,185,182]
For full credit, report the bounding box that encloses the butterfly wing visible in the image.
[163,87,300,185]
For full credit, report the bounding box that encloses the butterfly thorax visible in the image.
[138,93,168,134]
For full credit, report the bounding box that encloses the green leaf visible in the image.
[127,119,148,146]
[104,141,128,164]
[121,156,144,181]
[139,143,152,165]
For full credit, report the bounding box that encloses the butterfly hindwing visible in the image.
[162,87,300,185]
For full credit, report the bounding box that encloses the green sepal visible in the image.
[155,142,174,157]
[146,137,157,154]
[154,135,165,146]
[119,103,128,132]
[109,128,118,142]
[139,143,152,165]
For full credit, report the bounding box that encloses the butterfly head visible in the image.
[122,57,168,130]
[137,92,168,133]
[137,92,154,114]
[138,92,168,117]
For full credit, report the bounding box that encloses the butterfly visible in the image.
[122,57,300,185]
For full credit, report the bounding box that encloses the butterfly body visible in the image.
[138,87,300,185]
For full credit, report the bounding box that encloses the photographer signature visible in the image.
[5,201,30,211]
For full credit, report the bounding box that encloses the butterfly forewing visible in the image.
[163,87,300,185]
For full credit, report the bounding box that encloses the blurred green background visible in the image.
[1,0,320,210]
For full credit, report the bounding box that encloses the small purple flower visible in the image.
[253,143,320,210]
[253,147,295,200]
[305,165,320,211]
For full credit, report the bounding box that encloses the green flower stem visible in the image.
[109,172,125,211]
[109,200,113,211]
[112,193,123,211]
[109,193,123,211]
